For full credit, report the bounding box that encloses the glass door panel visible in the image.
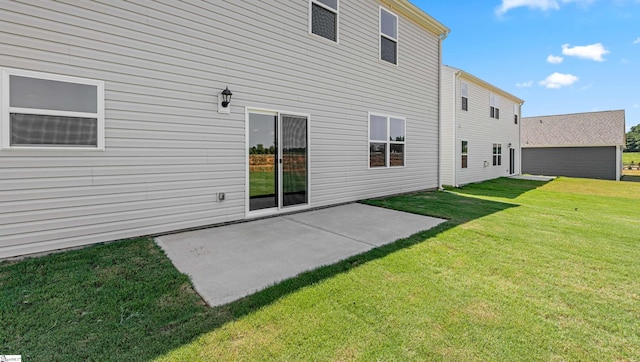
[281,115,308,207]
[249,113,278,211]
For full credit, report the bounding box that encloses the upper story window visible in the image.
[1,68,105,150]
[490,94,500,119]
[513,103,519,124]
[310,0,338,42]
[461,82,469,111]
[369,113,405,168]
[380,7,398,65]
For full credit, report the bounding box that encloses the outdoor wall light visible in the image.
[221,87,232,108]
[218,86,233,114]
[508,142,512,148]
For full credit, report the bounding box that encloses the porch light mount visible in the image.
[221,87,232,108]
[218,86,233,114]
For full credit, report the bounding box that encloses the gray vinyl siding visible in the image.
[439,66,455,186]
[0,0,442,258]
[522,147,616,180]
[440,66,521,186]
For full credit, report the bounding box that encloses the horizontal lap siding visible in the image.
[0,0,441,258]
[439,67,455,186]
[455,76,520,185]
[522,147,616,180]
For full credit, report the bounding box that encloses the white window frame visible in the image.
[309,0,339,43]
[1,68,105,150]
[461,140,468,169]
[461,81,469,111]
[368,112,405,169]
[245,107,312,218]
[513,103,519,124]
[493,143,502,166]
[490,93,500,119]
[379,6,399,65]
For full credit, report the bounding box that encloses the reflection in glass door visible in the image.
[248,111,308,212]
[281,115,308,207]
[249,113,277,211]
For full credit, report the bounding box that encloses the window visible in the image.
[493,143,502,166]
[310,0,338,42]
[380,7,398,65]
[513,103,519,124]
[369,113,405,168]
[1,68,105,149]
[490,94,500,119]
[461,82,469,111]
[461,140,468,169]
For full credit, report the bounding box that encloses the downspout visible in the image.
[518,101,524,175]
[453,70,461,187]
[437,30,449,191]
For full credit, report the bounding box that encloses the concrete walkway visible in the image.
[156,203,446,306]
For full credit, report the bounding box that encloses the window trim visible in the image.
[1,68,105,150]
[309,0,339,43]
[461,140,468,169]
[461,81,469,111]
[368,112,406,169]
[513,103,519,124]
[379,6,399,65]
[493,143,502,166]
[490,93,500,119]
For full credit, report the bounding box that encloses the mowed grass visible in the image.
[158,177,640,361]
[623,151,639,165]
[2,177,640,360]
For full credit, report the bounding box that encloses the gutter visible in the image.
[437,31,449,191]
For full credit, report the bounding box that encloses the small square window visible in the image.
[311,0,338,42]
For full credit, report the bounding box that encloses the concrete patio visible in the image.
[156,203,446,306]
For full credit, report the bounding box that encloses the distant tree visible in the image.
[627,125,640,152]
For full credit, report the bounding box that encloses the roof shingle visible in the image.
[521,110,625,147]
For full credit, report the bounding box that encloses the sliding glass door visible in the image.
[248,111,308,213]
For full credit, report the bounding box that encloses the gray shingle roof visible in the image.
[521,110,626,147]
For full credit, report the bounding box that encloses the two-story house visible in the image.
[0,1,449,258]
[440,65,524,187]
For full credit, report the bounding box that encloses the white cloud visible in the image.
[496,0,559,15]
[496,0,595,15]
[539,73,579,88]
[516,81,534,88]
[634,37,640,44]
[547,55,564,64]
[561,43,609,61]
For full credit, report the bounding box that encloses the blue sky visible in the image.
[412,0,640,131]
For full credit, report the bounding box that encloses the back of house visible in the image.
[440,65,524,187]
[521,110,626,180]
[0,1,449,258]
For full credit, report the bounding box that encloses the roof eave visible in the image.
[383,0,450,38]
[444,65,524,104]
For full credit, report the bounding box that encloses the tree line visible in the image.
[627,125,640,152]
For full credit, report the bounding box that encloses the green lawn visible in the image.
[623,151,640,164]
[2,177,639,360]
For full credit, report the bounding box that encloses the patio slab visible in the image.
[155,203,446,306]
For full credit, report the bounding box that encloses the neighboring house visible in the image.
[0,1,449,258]
[440,65,524,187]
[521,110,626,181]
